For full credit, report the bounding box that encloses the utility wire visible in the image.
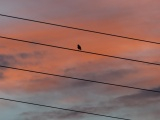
[0,97,130,120]
[0,14,160,45]
[0,36,160,66]
[0,65,160,94]
[0,14,157,120]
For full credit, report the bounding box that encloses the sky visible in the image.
[0,0,160,120]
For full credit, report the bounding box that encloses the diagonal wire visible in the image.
[0,35,160,66]
[0,64,160,94]
[0,97,131,120]
[0,14,160,45]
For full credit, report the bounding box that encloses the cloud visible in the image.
[113,87,160,107]
[0,1,160,120]
[63,58,138,91]
[18,102,119,120]
[0,54,17,66]
[18,51,44,59]
[0,54,17,80]
[18,110,85,120]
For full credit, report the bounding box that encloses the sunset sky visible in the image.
[0,0,160,120]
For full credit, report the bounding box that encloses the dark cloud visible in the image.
[113,87,160,107]
[18,51,44,59]
[97,68,137,80]
[0,54,17,66]
[18,102,119,120]
[64,63,137,89]
[0,54,18,73]
[19,53,32,59]
[0,52,44,81]
[70,80,96,88]
[19,110,85,120]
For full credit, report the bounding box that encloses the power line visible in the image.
[0,35,160,66]
[0,97,130,120]
[0,13,160,45]
[0,65,160,94]
[0,14,156,120]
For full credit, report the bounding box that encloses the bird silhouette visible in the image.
[77,44,81,50]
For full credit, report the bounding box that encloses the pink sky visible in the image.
[0,0,160,120]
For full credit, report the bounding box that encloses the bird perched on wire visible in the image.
[77,44,82,50]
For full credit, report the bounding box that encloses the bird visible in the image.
[77,44,81,50]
